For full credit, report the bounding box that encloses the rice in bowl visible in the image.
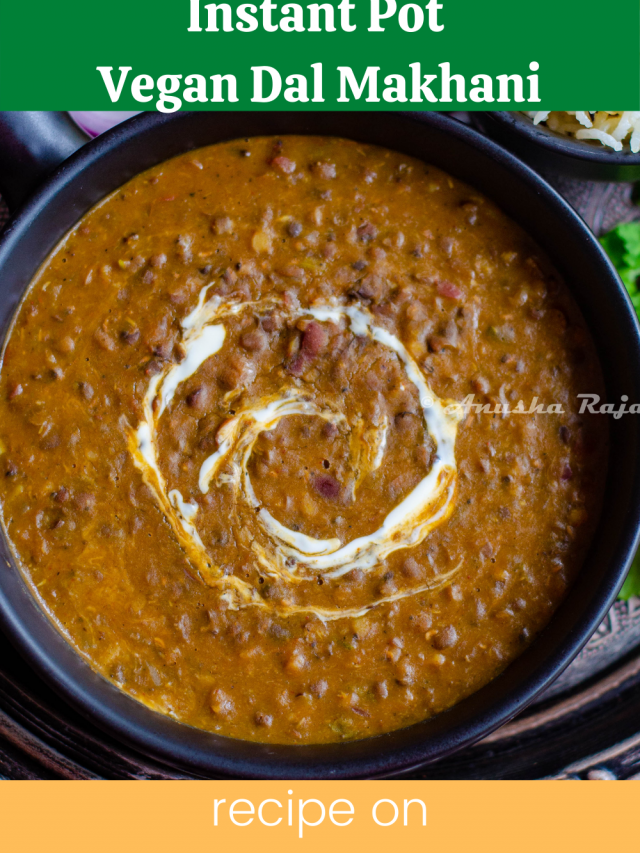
[524,111,640,153]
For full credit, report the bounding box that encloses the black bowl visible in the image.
[0,111,639,779]
[473,111,640,181]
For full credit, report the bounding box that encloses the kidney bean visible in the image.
[176,234,193,263]
[79,382,94,401]
[271,156,296,174]
[212,217,234,235]
[356,274,384,303]
[357,223,377,242]
[53,486,69,504]
[58,336,75,354]
[312,474,341,500]
[322,422,339,439]
[93,327,116,351]
[240,328,268,352]
[186,387,204,408]
[74,492,96,513]
[301,322,328,357]
[309,679,328,697]
[437,280,462,299]
[379,571,396,596]
[374,680,389,699]
[414,610,432,631]
[149,253,167,268]
[313,162,336,179]
[210,688,235,717]
[120,328,140,346]
[40,433,61,450]
[401,557,423,579]
[432,625,458,650]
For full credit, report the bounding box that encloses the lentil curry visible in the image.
[0,136,607,744]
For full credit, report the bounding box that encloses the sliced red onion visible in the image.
[68,111,139,138]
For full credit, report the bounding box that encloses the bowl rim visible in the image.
[484,110,640,165]
[0,110,639,778]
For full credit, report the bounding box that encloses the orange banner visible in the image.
[1,779,638,853]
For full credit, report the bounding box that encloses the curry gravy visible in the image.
[0,137,607,743]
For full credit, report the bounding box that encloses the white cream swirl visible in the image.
[127,286,464,620]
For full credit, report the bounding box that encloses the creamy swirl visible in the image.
[127,285,464,620]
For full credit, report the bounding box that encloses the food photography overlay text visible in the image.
[0,0,638,109]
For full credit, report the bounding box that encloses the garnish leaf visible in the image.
[619,553,640,601]
[600,221,640,600]
[600,222,640,294]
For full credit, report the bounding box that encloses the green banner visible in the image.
[0,0,638,110]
